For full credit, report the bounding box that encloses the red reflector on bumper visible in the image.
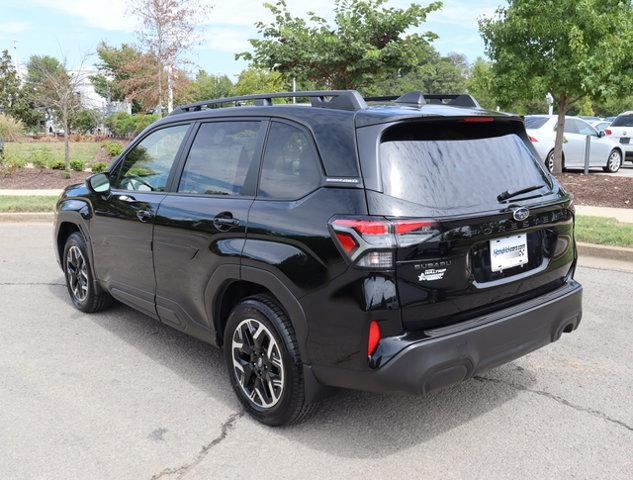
[368,320,381,356]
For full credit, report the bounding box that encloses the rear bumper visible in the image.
[313,279,582,394]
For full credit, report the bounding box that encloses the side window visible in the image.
[113,125,189,191]
[577,121,596,136]
[178,121,262,196]
[564,119,580,134]
[258,122,322,199]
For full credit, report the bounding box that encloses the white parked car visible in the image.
[604,111,633,164]
[525,115,623,173]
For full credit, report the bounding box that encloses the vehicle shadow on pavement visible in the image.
[48,286,537,459]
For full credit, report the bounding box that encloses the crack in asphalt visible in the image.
[474,376,633,433]
[150,411,244,480]
[0,282,65,286]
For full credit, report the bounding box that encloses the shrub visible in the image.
[32,147,54,169]
[0,114,25,142]
[101,141,124,157]
[50,160,65,170]
[91,162,108,173]
[70,159,85,171]
[1,150,27,169]
[105,112,160,138]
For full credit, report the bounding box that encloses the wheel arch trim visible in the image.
[205,265,310,363]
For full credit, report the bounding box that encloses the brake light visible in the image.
[330,216,439,269]
[462,116,495,123]
[528,136,538,143]
[605,129,613,135]
[367,320,381,357]
[332,219,388,235]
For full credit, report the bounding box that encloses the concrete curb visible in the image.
[0,212,54,223]
[578,242,633,263]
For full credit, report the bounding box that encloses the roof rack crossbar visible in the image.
[364,92,481,108]
[171,90,367,115]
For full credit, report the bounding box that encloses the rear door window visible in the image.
[178,121,262,196]
[563,119,580,134]
[258,122,322,199]
[379,122,551,214]
[612,115,633,127]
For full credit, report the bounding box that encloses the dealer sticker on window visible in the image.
[490,234,528,272]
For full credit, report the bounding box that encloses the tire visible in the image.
[63,232,113,313]
[223,295,316,426]
[546,150,565,173]
[603,149,622,173]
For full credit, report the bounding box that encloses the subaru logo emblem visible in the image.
[513,207,530,221]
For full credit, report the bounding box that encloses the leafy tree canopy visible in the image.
[0,50,22,114]
[185,70,233,102]
[232,68,287,97]
[91,42,142,103]
[238,0,442,90]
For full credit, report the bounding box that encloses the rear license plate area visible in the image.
[490,234,528,272]
[620,138,630,144]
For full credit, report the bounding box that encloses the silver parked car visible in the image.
[525,115,623,173]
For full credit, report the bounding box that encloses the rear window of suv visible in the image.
[379,121,552,214]
[524,116,549,129]
[611,115,633,127]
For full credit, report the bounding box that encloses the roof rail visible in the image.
[365,92,481,109]
[170,90,368,115]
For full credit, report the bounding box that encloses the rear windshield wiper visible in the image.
[497,184,547,202]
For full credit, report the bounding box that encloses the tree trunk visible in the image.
[63,110,70,172]
[552,95,568,175]
[167,63,174,114]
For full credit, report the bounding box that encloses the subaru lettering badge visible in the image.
[513,207,530,222]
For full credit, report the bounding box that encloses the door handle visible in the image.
[118,194,138,203]
[213,213,240,230]
[137,210,153,223]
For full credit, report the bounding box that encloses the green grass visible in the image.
[575,215,633,248]
[3,142,100,168]
[0,196,58,212]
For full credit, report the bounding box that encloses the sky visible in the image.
[0,0,503,79]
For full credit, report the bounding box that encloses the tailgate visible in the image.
[394,202,575,331]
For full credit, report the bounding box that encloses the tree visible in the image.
[465,58,497,110]
[480,0,633,174]
[238,0,441,90]
[366,52,468,96]
[70,109,102,134]
[130,0,210,114]
[27,55,90,171]
[232,68,287,97]
[186,70,233,102]
[0,50,22,114]
[0,50,44,129]
[91,42,145,111]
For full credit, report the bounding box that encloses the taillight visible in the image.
[528,135,538,143]
[367,320,381,357]
[605,129,613,135]
[330,216,439,269]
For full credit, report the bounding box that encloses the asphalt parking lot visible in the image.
[1,223,632,480]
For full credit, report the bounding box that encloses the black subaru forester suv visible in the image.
[54,90,582,425]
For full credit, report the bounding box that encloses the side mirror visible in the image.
[86,173,111,195]
[597,130,606,138]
